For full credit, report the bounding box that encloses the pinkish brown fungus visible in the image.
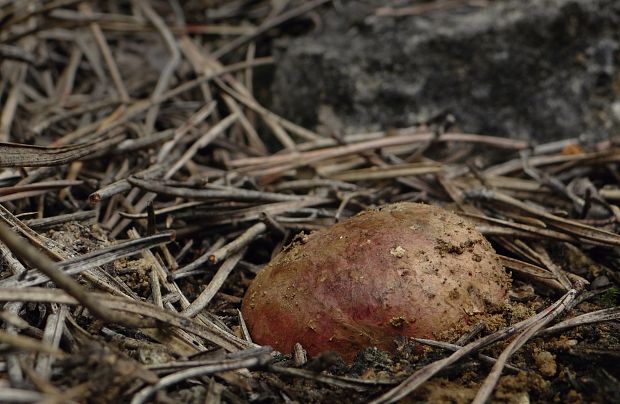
[242,202,510,361]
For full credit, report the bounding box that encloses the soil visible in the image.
[39,223,620,403]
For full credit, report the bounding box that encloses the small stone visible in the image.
[390,246,406,258]
[591,275,610,289]
[513,392,530,404]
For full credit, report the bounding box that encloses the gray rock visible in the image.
[270,0,620,142]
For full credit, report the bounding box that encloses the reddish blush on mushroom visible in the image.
[241,202,510,361]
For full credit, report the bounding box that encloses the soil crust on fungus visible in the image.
[242,203,511,361]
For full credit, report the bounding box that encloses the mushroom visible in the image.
[242,202,510,361]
